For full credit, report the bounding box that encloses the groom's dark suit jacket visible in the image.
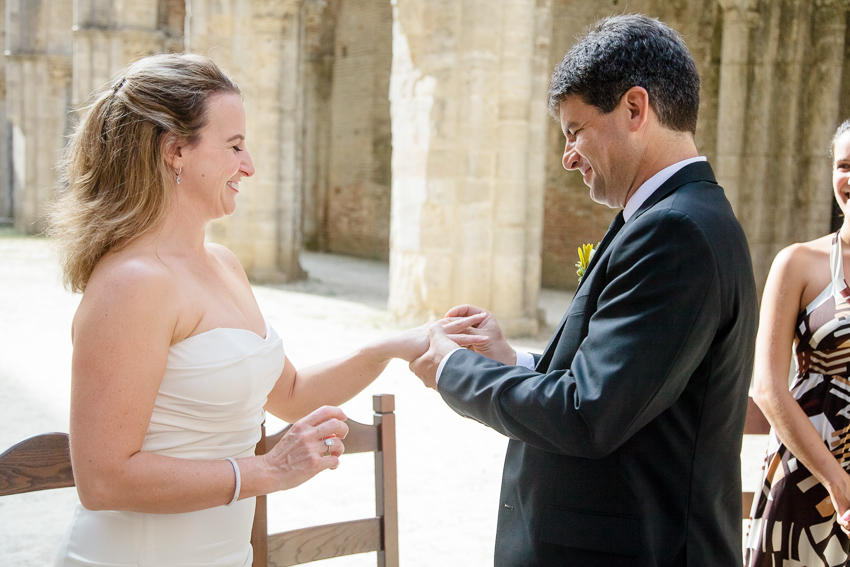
[439,162,758,566]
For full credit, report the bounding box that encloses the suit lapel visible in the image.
[574,211,625,296]
[535,211,623,371]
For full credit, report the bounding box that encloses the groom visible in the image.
[410,14,758,567]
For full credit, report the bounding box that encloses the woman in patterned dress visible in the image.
[745,121,850,566]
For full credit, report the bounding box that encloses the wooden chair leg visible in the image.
[252,395,399,567]
[251,423,269,567]
[374,395,399,567]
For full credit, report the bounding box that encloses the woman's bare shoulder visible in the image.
[765,235,833,312]
[774,235,831,270]
[88,247,177,295]
[205,241,240,265]
[74,248,180,339]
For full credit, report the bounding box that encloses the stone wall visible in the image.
[0,0,10,222]
[72,0,184,108]
[3,0,184,233]
[299,0,394,262]
[714,0,848,290]
[300,0,337,254]
[6,0,73,235]
[324,0,393,261]
[6,0,850,328]
[387,0,551,334]
[191,0,306,283]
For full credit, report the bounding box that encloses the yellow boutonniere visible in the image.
[576,243,597,283]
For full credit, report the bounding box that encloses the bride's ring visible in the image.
[323,437,334,456]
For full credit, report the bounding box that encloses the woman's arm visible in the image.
[69,259,345,513]
[751,244,850,526]
[265,316,487,423]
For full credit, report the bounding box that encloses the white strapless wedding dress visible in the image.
[54,322,285,567]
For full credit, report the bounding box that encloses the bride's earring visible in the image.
[176,166,182,185]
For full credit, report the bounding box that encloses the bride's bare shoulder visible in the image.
[88,246,176,293]
[75,246,180,339]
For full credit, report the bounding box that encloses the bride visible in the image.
[48,53,484,567]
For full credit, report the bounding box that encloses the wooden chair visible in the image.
[251,393,399,567]
[0,393,399,567]
[0,432,75,497]
[742,396,771,518]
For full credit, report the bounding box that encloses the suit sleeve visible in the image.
[438,209,722,458]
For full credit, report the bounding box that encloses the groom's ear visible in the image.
[620,86,651,133]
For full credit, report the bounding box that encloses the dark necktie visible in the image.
[575,210,625,293]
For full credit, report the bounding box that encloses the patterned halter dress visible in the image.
[745,232,850,567]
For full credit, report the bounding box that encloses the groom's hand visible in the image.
[409,323,462,389]
[444,304,516,365]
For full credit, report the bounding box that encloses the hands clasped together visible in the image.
[273,310,499,484]
[408,305,515,389]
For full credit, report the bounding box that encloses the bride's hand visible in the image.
[263,405,349,492]
[385,313,489,362]
[444,304,515,365]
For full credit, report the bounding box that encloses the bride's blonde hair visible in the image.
[49,53,240,293]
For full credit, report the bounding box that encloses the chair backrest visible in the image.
[251,394,399,567]
[0,432,75,497]
[742,396,770,518]
[0,394,399,567]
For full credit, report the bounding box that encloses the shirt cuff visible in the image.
[435,347,464,387]
[514,349,535,370]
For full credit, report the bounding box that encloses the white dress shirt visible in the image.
[435,156,708,384]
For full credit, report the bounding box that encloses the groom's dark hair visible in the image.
[547,14,700,134]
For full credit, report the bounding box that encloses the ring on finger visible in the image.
[323,437,334,457]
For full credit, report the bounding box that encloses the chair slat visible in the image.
[742,398,769,520]
[745,397,770,435]
[253,394,396,566]
[267,517,382,567]
[742,491,755,519]
[342,421,379,454]
[0,433,74,496]
[265,421,378,456]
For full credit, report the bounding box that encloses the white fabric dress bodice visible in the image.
[55,322,284,567]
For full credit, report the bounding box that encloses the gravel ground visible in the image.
[0,228,767,566]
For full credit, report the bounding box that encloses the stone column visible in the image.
[324,0,393,260]
[6,0,73,234]
[800,0,847,238]
[72,0,184,107]
[491,0,550,332]
[739,0,798,289]
[300,0,336,252]
[758,1,801,260]
[715,0,759,218]
[0,0,11,222]
[388,0,551,335]
[190,0,306,282]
